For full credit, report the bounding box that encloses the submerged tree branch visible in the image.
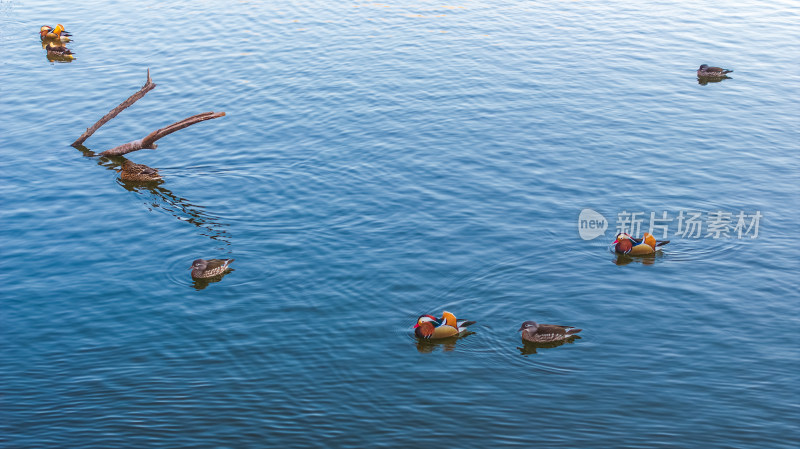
[72,69,156,147]
[98,111,226,157]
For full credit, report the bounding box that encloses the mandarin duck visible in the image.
[44,43,73,57]
[518,320,582,343]
[414,311,476,339]
[697,64,733,78]
[40,24,71,43]
[119,160,161,182]
[613,232,669,255]
[190,258,234,279]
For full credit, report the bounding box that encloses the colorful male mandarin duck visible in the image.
[190,258,235,279]
[613,232,669,255]
[697,64,733,78]
[518,321,582,343]
[119,160,161,182]
[40,24,71,42]
[414,311,476,339]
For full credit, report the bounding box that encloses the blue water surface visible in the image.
[2,0,799,447]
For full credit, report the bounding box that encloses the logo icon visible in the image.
[578,208,608,240]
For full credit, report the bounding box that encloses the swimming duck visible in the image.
[613,232,669,255]
[697,64,733,78]
[414,311,475,339]
[119,160,161,182]
[44,43,73,57]
[40,24,71,42]
[518,321,582,343]
[190,258,235,279]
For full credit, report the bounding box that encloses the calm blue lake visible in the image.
[2,0,799,447]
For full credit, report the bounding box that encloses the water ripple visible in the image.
[3,0,799,447]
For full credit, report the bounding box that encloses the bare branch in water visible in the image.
[72,69,156,147]
[72,69,225,155]
[99,111,226,157]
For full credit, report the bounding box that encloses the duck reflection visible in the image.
[517,335,581,356]
[697,75,730,86]
[191,269,235,290]
[75,144,231,246]
[613,252,661,266]
[414,331,474,353]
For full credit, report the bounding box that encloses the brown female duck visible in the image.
[119,160,161,182]
[518,320,582,343]
[697,64,733,78]
[190,258,235,279]
[44,43,73,57]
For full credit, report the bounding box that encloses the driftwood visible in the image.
[71,69,225,155]
[72,69,156,146]
[99,111,226,156]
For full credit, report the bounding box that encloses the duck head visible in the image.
[189,259,208,271]
[518,321,539,333]
[40,24,67,38]
[414,315,438,339]
[414,314,438,328]
[613,233,633,253]
[698,64,709,71]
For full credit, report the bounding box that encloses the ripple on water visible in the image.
[114,172,233,246]
[602,237,746,266]
[390,249,590,377]
[4,0,800,447]
[557,227,748,266]
[395,311,584,377]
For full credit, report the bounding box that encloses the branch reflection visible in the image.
[75,144,231,247]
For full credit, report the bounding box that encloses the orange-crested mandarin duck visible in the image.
[40,24,71,42]
[119,160,161,182]
[414,311,476,339]
[697,64,732,78]
[518,321,582,343]
[190,258,234,279]
[613,232,669,255]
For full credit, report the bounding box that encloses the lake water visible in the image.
[2,0,799,447]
